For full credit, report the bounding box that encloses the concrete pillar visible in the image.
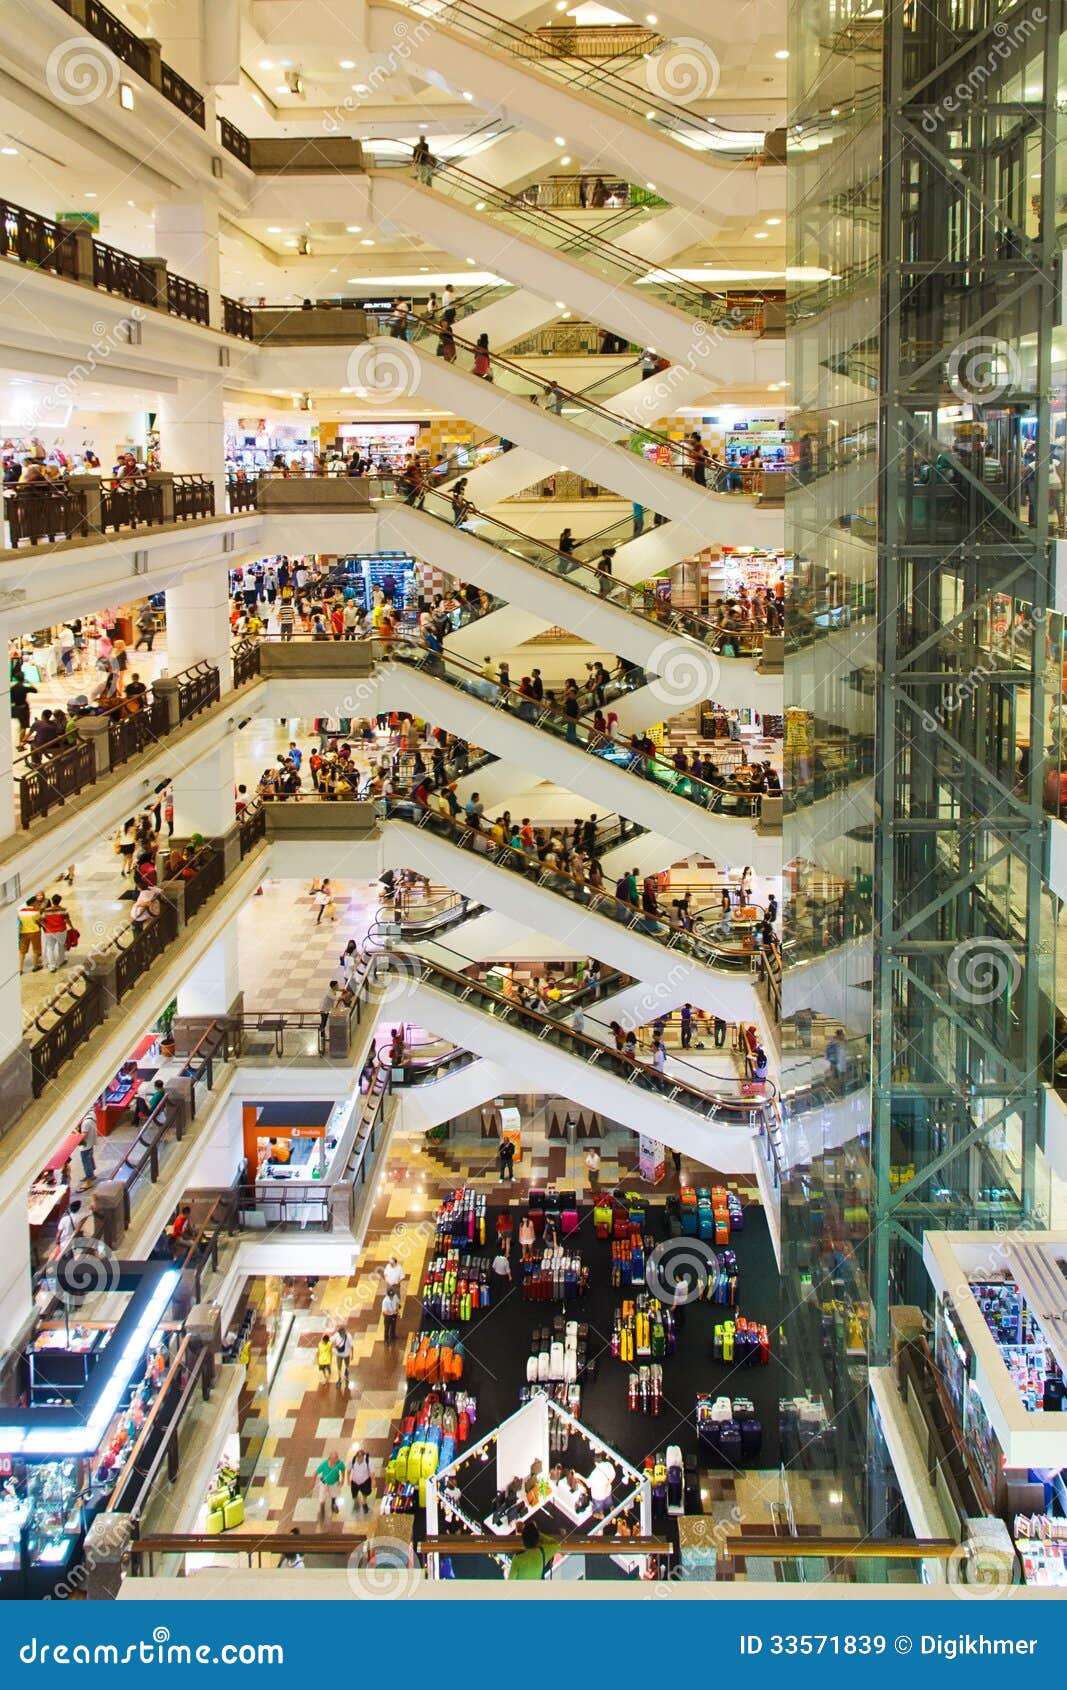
[76,714,111,779]
[159,373,226,506]
[176,931,241,1023]
[83,1513,135,1600]
[171,738,235,837]
[0,907,33,1119]
[154,194,221,330]
[0,1187,35,1356]
[143,0,210,95]
[164,559,232,689]
[0,671,15,841]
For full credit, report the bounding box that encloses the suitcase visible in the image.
[206,1506,225,1535]
[722,1322,735,1363]
[561,1209,579,1235]
[740,1418,763,1459]
[223,1496,245,1530]
[717,1423,742,1467]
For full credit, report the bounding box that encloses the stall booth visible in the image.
[0,1262,180,1597]
[242,1102,338,1228]
[924,1231,1067,1585]
[425,1395,652,1579]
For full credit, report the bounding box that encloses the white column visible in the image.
[165,559,232,693]
[0,906,23,1068]
[154,195,221,326]
[171,738,235,837]
[142,0,208,93]
[0,1188,33,1356]
[160,373,226,506]
[0,668,16,843]
[177,931,241,1020]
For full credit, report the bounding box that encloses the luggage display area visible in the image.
[382,1181,786,1576]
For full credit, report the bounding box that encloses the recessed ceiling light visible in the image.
[0,147,17,156]
[560,156,571,165]
[355,84,369,93]
[119,83,134,109]
[267,225,283,233]
[127,199,136,207]
[259,59,274,69]
[361,238,375,246]
[252,93,264,107]
[462,90,473,100]
[346,224,362,232]
[419,266,429,271]
[84,191,97,198]
[830,106,840,116]
[645,110,655,119]
[646,11,657,19]
[554,136,566,146]
[753,231,769,238]
[646,182,656,190]
[465,256,476,264]
[275,85,290,95]
[284,239,298,247]
[554,301,566,309]
[766,217,781,225]
[775,49,789,59]
[475,201,486,210]
[339,59,355,69]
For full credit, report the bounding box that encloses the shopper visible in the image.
[332,1323,352,1390]
[498,1136,515,1181]
[381,1286,401,1342]
[680,1003,694,1049]
[314,879,336,923]
[314,1450,346,1522]
[319,980,341,1040]
[491,1247,513,1292]
[584,1144,601,1190]
[316,1334,333,1383]
[17,895,43,972]
[76,1108,97,1190]
[518,1215,536,1261]
[40,894,70,972]
[588,1458,617,1519]
[507,1521,561,1580]
[382,1255,405,1293]
[349,1448,373,1515]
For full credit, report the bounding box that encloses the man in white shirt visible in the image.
[382,1256,405,1291]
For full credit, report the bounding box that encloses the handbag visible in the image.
[65,927,80,949]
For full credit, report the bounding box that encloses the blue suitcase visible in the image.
[740,1419,762,1460]
[717,1422,742,1467]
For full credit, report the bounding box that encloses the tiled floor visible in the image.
[230,1127,763,1553]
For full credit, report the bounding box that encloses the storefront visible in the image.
[243,1101,337,1182]
[225,418,318,473]
[925,1232,1067,1582]
[0,1262,179,1597]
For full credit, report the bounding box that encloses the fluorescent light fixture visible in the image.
[119,83,134,109]
[462,91,474,100]
[0,147,17,156]
[554,136,566,146]
[775,49,789,59]
[340,59,355,69]
[346,224,362,232]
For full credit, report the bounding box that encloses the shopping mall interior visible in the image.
[0,0,1065,1602]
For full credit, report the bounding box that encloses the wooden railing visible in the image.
[219,117,252,166]
[222,295,254,340]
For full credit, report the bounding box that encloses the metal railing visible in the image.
[54,0,205,127]
[166,271,210,326]
[226,476,258,513]
[0,198,79,279]
[222,295,254,340]
[232,638,262,687]
[91,238,156,306]
[218,117,252,166]
[177,661,222,723]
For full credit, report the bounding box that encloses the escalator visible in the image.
[366,1,775,215]
[363,940,771,1170]
[375,486,779,706]
[379,640,780,863]
[373,803,774,1011]
[367,146,747,372]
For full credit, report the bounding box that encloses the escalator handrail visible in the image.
[363,139,730,314]
[391,1,766,152]
[380,800,767,971]
[382,318,720,468]
[366,940,774,1115]
[368,478,756,651]
[383,633,774,813]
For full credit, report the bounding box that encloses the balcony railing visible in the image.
[3,189,210,324]
[232,639,262,688]
[14,658,235,830]
[3,472,215,550]
[225,477,258,513]
[165,271,210,326]
[221,295,254,340]
[0,200,78,280]
[54,0,205,127]
[218,117,252,167]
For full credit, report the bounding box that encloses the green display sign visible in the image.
[58,211,100,231]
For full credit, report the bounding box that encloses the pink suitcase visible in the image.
[561,1210,579,1236]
